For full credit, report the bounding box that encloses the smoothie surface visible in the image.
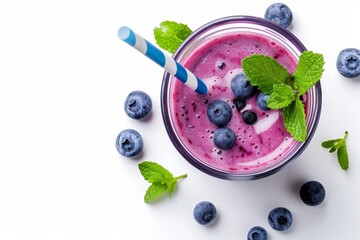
[171,33,299,173]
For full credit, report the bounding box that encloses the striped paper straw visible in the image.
[118,26,208,95]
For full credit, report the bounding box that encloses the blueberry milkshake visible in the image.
[170,32,303,174]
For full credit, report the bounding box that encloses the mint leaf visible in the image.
[154,21,192,54]
[242,55,291,94]
[138,161,187,203]
[138,161,173,184]
[282,97,307,142]
[293,51,325,95]
[329,147,337,153]
[144,184,168,203]
[167,179,178,196]
[322,131,349,170]
[267,84,296,109]
[321,139,342,149]
[337,143,349,170]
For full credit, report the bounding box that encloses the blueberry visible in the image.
[124,90,152,119]
[231,73,255,99]
[193,201,217,225]
[247,226,268,240]
[242,110,258,125]
[217,61,226,70]
[268,207,293,231]
[336,48,360,78]
[214,127,236,149]
[264,3,293,28]
[256,92,270,110]
[207,100,232,127]
[233,98,246,112]
[300,181,326,206]
[115,129,143,158]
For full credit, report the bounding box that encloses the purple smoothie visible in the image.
[171,33,302,174]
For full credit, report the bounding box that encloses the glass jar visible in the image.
[161,16,322,180]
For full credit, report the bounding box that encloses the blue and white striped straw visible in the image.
[118,26,208,95]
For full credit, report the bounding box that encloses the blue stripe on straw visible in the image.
[174,62,187,83]
[118,26,208,95]
[195,77,208,95]
[145,41,166,67]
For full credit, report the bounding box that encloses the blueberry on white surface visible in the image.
[300,180,326,206]
[268,207,293,231]
[242,110,258,125]
[193,201,217,225]
[124,90,152,119]
[207,100,232,127]
[231,73,255,99]
[336,48,360,78]
[264,3,293,28]
[115,129,143,158]
[214,127,236,149]
[247,226,268,240]
[256,92,270,110]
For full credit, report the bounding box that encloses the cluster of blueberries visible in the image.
[193,180,326,240]
[115,90,152,158]
[208,72,269,150]
[116,87,326,240]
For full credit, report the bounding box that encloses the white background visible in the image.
[1,0,359,239]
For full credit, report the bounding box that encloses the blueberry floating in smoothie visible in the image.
[242,110,258,125]
[300,180,326,206]
[193,201,217,225]
[247,226,268,240]
[231,72,255,99]
[233,98,246,112]
[207,100,232,127]
[217,61,226,70]
[124,90,152,120]
[336,48,360,78]
[268,207,293,231]
[115,129,143,158]
[256,92,270,110]
[214,127,236,149]
[264,3,293,28]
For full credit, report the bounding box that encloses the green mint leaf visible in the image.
[293,51,325,95]
[242,55,291,94]
[337,142,349,170]
[322,131,349,170]
[321,139,342,148]
[144,184,168,203]
[167,179,178,196]
[282,97,307,142]
[267,84,296,109]
[329,147,337,153]
[138,161,173,184]
[138,161,187,203]
[154,21,192,54]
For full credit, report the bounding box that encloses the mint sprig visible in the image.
[154,21,192,54]
[242,51,325,142]
[321,131,349,170]
[138,161,187,203]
